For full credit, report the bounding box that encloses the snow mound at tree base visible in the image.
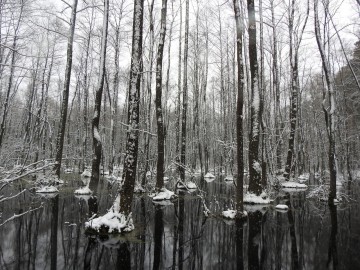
[281,181,308,189]
[275,204,289,211]
[85,211,134,234]
[74,186,92,195]
[244,193,271,204]
[152,188,176,201]
[36,186,59,193]
[222,209,248,219]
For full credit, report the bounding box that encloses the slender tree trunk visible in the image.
[233,0,244,215]
[119,0,144,215]
[90,0,109,186]
[284,0,309,181]
[314,0,337,204]
[53,0,78,177]
[180,0,189,181]
[155,0,168,190]
[247,0,262,195]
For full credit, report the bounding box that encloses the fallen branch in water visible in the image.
[0,204,43,227]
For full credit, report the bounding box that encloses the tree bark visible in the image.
[119,0,144,216]
[247,0,262,195]
[155,0,168,190]
[53,0,78,177]
[90,0,109,186]
[180,0,189,181]
[233,0,244,214]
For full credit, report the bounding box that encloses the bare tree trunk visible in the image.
[119,0,144,215]
[247,0,262,195]
[142,0,155,186]
[90,0,109,186]
[53,0,78,177]
[314,0,337,204]
[180,0,189,181]
[155,0,168,190]
[270,0,282,171]
[233,0,245,215]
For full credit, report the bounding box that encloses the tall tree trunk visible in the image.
[175,0,182,174]
[155,0,168,190]
[119,0,144,216]
[142,0,155,186]
[247,0,262,195]
[233,0,245,215]
[314,0,337,204]
[180,0,189,181]
[284,0,309,180]
[90,0,109,186]
[53,0,78,177]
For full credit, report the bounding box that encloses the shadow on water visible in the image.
[0,174,360,269]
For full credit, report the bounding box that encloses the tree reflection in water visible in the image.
[0,176,359,269]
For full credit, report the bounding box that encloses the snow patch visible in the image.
[81,170,92,178]
[275,204,289,210]
[281,181,308,189]
[85,196,134,233]
[36,186,59,193]
[244,193,271,204]
[186,181,197,189]
[222,209,237,219]
[74,186,92,195]
[85,211,134,233]
[152,188,176,201]
[204,172,215,178]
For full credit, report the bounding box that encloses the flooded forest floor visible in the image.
[1,172,360,269]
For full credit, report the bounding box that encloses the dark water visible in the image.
[1,174,360,270]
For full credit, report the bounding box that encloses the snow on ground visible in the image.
[222,209,237,219]
[222,209,248,219]
[36,186,59,193]
[152,188,176,201]
[85,196,134,233]
[75,194,91,201]
[275,204,289,210]
[244,192,271,204]
[224,175,234,181]
[298,173,309,183]
[281,181,308,189]
[74,186,92,195]
[85,211,134,233]
[186,181,197,189]
[204,172,215,178]
[134,184,145,193]
[176,181,187,189]
[81,170,92,178]
[64,168,74,173]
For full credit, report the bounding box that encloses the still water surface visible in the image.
[0,174,359,269]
